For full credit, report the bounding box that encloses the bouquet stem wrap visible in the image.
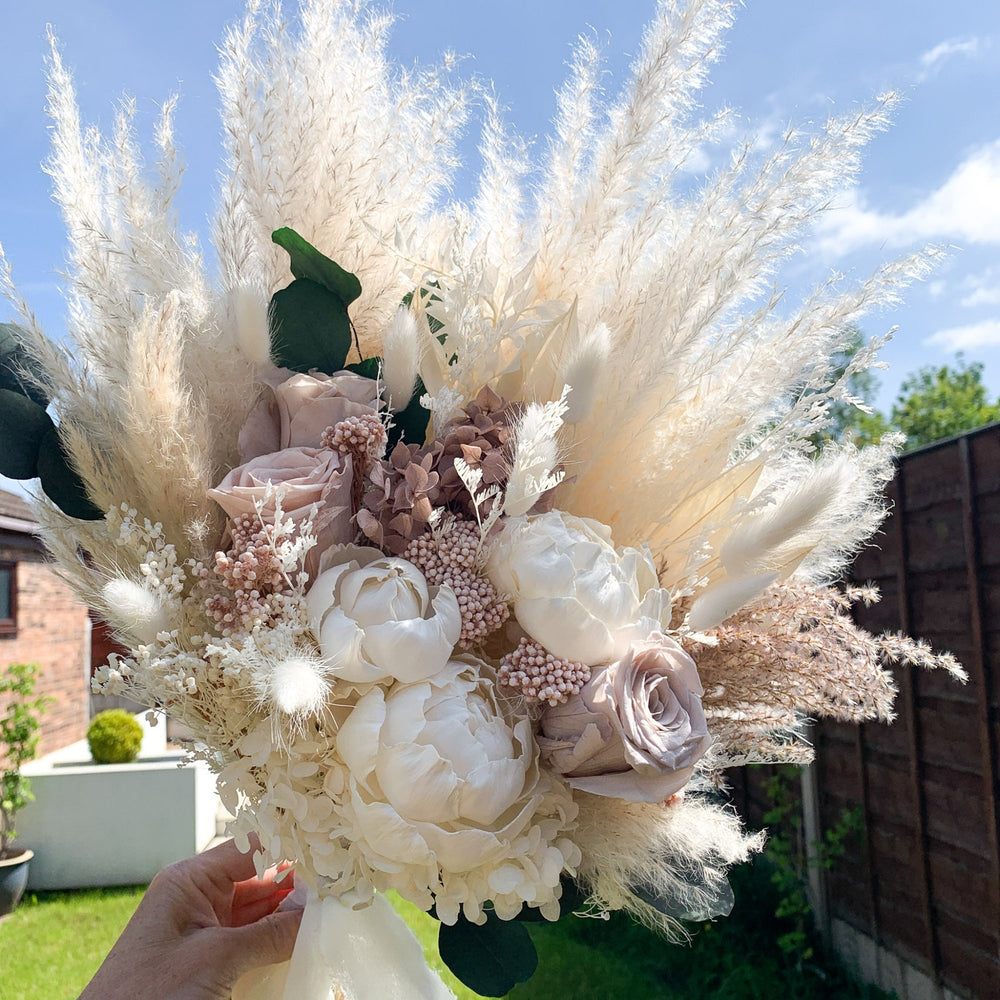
[232,889,455,1000]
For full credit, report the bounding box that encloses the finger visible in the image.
[231,888,293,928]
[232,867,293,906]
[193,836,264,886]
[222,908,304,978]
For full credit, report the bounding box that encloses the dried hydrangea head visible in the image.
[357,386,566,554]
[357,441,442,553]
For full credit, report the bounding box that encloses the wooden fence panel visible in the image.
[815,424,1000,1000]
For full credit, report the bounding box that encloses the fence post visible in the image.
[800,762,831,949]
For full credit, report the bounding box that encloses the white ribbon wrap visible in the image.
[232,889,456,1000]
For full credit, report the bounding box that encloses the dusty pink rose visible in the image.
[239,369,381,460]
[538,634,711,803]
[208,446,355,557]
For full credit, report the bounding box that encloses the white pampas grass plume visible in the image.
[574,791,763,936]
[503,390,569,518]
[230,283,272,365]
[101,577,169,644]
[561,322,611,425]
[687,572,778,633]
[382,307,420,412]
[721,449,891,581]
[263,657,330,717]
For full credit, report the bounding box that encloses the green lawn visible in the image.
[0,886,146,1000]
[0,864,894,1000]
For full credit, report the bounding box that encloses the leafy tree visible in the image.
[886,355,1000,450]
[829,345,1000,450]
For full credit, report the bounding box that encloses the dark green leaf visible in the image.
[0,388,54,479]
[0,323,49,406]
[37,425,103,520]
[270,279,353,375]
[272,228,361,306]
[438,913,538,997]
[345,357,382,380]
[401,286,445,338]
[387,376,429,451]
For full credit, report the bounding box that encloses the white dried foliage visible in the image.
[503,390,569,518]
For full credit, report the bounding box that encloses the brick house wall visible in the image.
[0,490,91,758]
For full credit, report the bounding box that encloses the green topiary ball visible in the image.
[87,709,144,764]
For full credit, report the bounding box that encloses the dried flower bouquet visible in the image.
[0,1,965,997]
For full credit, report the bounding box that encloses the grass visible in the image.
[0,885,145,1000]
[0,863,894,1000]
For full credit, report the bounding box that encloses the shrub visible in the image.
[1,662,50,857]
[87,710,143,764]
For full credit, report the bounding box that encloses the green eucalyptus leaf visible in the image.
[438,913,538,998]
[36,425,103,520]
[387,376,429,451]
[0,323,49,406]
[270,279,352,375]
[345,357,382,380]
[0,388,54,479]
[272,227,361,306]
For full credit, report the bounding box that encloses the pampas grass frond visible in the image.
[574,790,762,935]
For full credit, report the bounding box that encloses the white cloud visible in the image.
[953,265,1000,308]
[930,266,1000,309]
[926,318,1000,351]
[918,36,983,81]
[815,139,1000,258]
[960,286,1000,309]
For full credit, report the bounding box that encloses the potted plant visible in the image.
[0,661,49,915]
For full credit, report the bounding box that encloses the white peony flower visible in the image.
[487,511,669,665]
[335,656,579,923]
[305,545,460,684]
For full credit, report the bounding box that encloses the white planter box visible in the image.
[18,715,220,890]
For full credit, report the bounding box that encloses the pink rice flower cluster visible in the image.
[320,413,387,466]
[403,520,509,649]
[202,513,293,634]
[499,636,591,707]
[322,413,389,513]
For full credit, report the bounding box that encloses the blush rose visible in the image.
[208,446,355,556]
[239,369,381,461]
[538,634,711,802]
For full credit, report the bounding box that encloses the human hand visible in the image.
[79,838,302,1000]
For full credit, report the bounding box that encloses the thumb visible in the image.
[221,906,304,979]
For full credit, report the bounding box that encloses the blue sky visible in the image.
[2,0,999,414]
